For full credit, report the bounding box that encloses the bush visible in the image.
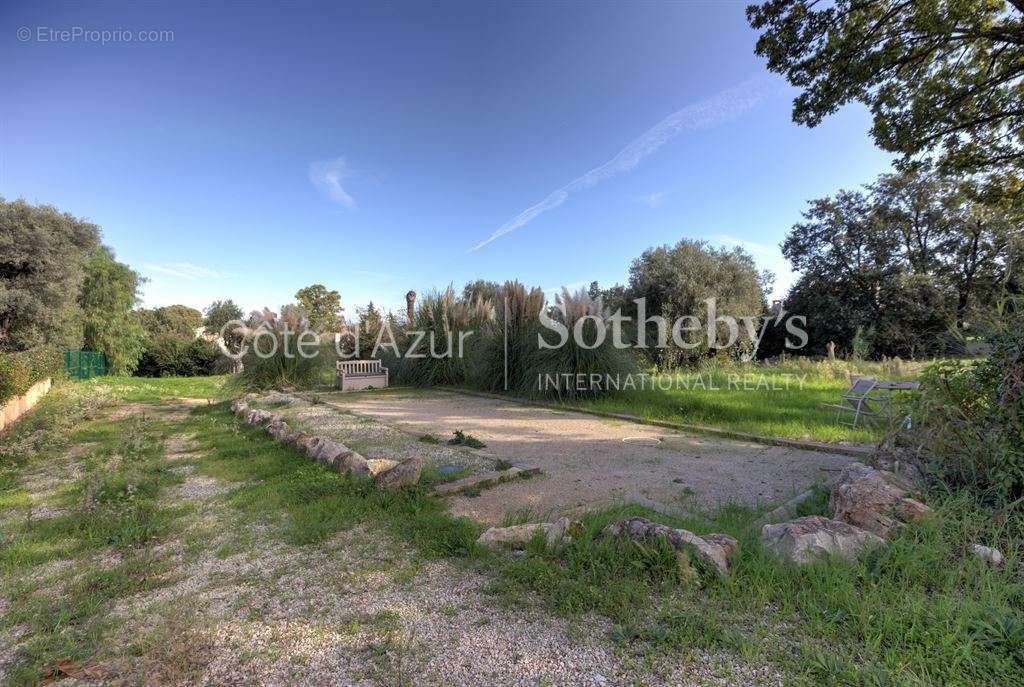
[235,307,333,390]
[135,335,220,378]
[893,313,1024,503]
[0,345,64,404]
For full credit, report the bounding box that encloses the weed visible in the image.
[448,430,486,448]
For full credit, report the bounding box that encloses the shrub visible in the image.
[235,307,333,390]
[0,345,64,404]
[892,312,1024,503]
[135,335,220,377]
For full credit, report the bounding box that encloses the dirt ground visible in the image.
[319,390,857,524]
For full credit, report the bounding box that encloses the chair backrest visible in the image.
[846,377,878,397]
[337,359,383,375]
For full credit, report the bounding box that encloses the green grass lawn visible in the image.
[569,360,926,444]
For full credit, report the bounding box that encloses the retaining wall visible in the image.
[0,378,52,433]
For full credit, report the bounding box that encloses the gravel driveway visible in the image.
[320,390,856,524]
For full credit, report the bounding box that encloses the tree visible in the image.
[626,239,770,365]
[80,247,147,374]
[135,305,203,339]
[461,279,500,305]
[780,164,1020,356]
[357,301,384,358]
[294,283,343,332]
[203,299,244,337]
[747,1,1024,182]
[0,198,100,350]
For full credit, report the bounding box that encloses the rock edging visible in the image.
[230,396,422,490]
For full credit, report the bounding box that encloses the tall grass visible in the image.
[385,282,635,400]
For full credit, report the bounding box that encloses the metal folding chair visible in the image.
[821,377,893,428]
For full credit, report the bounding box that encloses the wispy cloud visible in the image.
[709,234,796,302]
[471,75,778,251]
[309,157,358,209]
[635,191,667,208]
[144,262,233,281]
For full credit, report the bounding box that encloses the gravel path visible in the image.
[321,390,856,524]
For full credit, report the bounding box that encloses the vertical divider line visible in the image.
[503,295,509,392]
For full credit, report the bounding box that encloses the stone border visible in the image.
[230,395,423,490]
[0,378,52,433]
[439,388,873,458]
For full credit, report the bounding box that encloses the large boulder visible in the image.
[830,463,931,539]
[477,516,578,551]
[373,457,424,490]
[246,409,272,426]
[601,517,738,576]
[761,515,884,565]
[231,399,248,414]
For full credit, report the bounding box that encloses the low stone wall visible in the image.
[230,394,423,490]
[0,378,52,433]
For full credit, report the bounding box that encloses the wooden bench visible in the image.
[336,359,389,392]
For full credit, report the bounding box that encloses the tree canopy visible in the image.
[136,304,203,340]
[294,283,344,332]
[0,198,100,351]
[747,0,1024,185]
[80,247,147,374]
[781,163,1021,356]
[203,299,244,336]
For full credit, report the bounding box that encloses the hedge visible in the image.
[0,346,65,405]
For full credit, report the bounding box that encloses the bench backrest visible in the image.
[337,359,384,376]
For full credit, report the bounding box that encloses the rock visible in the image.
[757,488,818,526]
[304,436,327,460]
[338,451,370,477]
[245,408,271,426]
[231,399,248,414]
[266,420,291,439]
[374,456,424,490]
[366,458,399,476]
[761,515,884,564]
[477,516,578,550]
[312,439,346,463]
[601,517,738,576]
[971,544,1005,567]
[829,463,931,539]
[290,433,316,453]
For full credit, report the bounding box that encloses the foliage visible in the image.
[134,335,220,378]
[134,305,203,339]
[625,239,769,367]
[777,163,1021,357]
[79,247,147,375]
[294,283,344,333]
[747,0,1024,183]
[0,345,64,404]
[0,197,100,351]
[203,299,244,340]
[461,279,500,305]
[234,306,333,389]
[448,430,486,448]
[898,312,1024,503]
[355,301,384,359]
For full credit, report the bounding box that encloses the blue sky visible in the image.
[2,1,894,317]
